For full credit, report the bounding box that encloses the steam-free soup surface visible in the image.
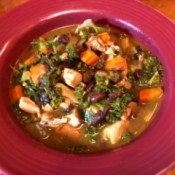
[10,19,163,153]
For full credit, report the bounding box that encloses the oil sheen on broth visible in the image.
[10,19,164,153]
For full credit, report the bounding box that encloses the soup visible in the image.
[10,19,163,153]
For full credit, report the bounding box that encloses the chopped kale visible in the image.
[31,37,48,54]
[94,74,110,93]
[93,25,109,34]
[47,35,60,53]
[109,89,135,120]
[85,125,98,141]
[130,49,163,87]
[74,84,87,105]
[121,131,133,143]
[65,44,79,60]
[79,28,91,40]
[137,56,163,86]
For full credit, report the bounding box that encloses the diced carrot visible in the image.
[30,64,48,85]
[139,87,163,102]
[40,49,49,55]
[56,124,82,144]
[81,49,99,66]
[97,32,111,44]
[104,55,128,72]
[10,85,24,103]
[23,56,37,65]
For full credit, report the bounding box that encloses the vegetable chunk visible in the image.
[23,56,37,65]
[62,68,82,88]
[10,85,24,103]
[19,97,40,114]
[64,108,81,127]
[104,55,128,73]
[97,32,111,44]
[81,49,99,66]
[30,64,48,85]
[55,83,78,103]
[139,87,163,102]
[101,120,130,144]
[56,124,82,144]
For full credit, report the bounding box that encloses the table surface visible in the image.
[0,0,175,22]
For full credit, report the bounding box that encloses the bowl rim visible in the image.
[0,0,175,174]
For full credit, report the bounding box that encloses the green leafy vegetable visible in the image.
[85,125,98,141]
[74,84,87,105]
[65,44,78,60]
[31,37,48,54]
[94,74,110,93]
[121,131,133,143]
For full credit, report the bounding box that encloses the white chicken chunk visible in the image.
[42,104,53,112]
[60,102,70,110]
[105,45,120,59]
[62,68,82,88]
[40,108,80,128]
[87,36,106,52]
[55,83,78,103]
[40,112,67,127]
[86,35,120,60]
[101,120,130,144]
[75,19,94,34]
[60,97,73,110]
[60,52,68,61]
[19,97,40,114]
[65,108,80,127]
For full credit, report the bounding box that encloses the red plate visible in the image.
[0,0,175,174]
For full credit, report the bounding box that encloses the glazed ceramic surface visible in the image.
[0,0,175,174]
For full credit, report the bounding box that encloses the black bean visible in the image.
[134,69,143,79]
[59,35,69,44]
[90,114,102,126]
[51,59,59,67]
[86,82,95,92]
[108,92,122,101]
[89,92,106,103]
[102,105,111,118]
[90,105,110,126]
[38,76,46,85]
[39,91,50,103]
[82,73,92,83]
